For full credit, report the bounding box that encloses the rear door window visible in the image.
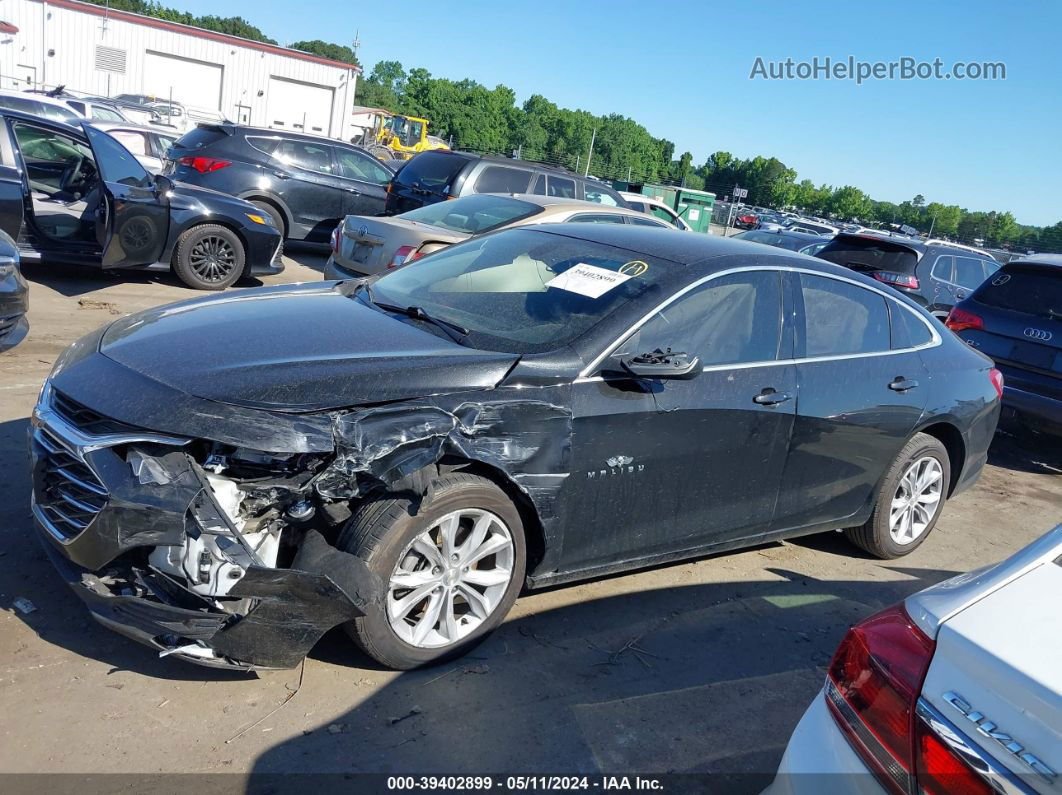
[474,165,533,194]
[547,175,576,198]
[800,274,891,357]
[629,216,670,228]
[91,106,125,122]
[531,174,546,195]
[953,256,988,290]
[273,139,334,174]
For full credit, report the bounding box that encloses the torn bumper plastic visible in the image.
[35,523,375,670]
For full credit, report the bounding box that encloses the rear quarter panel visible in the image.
[917,333,1000,494]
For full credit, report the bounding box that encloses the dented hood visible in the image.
[99,282,519,411]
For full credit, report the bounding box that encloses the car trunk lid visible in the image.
[339,216,464,271]
[919,558,1062,792]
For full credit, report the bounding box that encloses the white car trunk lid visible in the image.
[920,559,1062,792]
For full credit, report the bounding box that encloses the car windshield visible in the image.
[366,228,670,353]
[397,194,543,234]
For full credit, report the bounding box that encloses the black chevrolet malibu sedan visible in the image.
[31,225,1001,670]
[0,109,282,290]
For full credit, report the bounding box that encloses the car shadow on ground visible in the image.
[987,427,1062,476]
[19,261,271,299]
[247,568,958,790]
[282,241,330,274]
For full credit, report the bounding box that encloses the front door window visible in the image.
[13,122,100,243]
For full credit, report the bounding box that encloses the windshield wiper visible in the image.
[367,290,470,344]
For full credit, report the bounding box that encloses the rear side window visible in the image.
[91,106,124,122]
[817,237,919,275]
[531,175,546,195]
[630,216,670,228]
[931,255,954,283]
[974,266,1062,320]
[335,147,390,184]
[474,165,532,194]
[567,213,627,224]
[394,151,469,192]
[800,274,891,356]
[889,303,934,349]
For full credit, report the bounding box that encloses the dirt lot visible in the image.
[1,248,1059,786]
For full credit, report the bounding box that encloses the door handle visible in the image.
[889,377,919,392]
[272,170,291,180]
[753,388,792,406]
[343,187,361,195]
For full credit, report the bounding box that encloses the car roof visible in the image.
[423,148,587,179]
[0,89,74,109]
[495,193,627,211]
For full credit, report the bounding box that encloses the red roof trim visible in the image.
[44,0,360,73]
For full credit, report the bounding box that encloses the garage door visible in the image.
[266,76,334,136]
[142,51,223,110]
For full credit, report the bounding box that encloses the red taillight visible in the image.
[826,604,935,794]
[178,155,231,174]
[914,723,992,795]
[388,245,423,269]
[330,225,341,255]
[871,271,919,289]
[988,368,1004,399]
[945,307,984,332]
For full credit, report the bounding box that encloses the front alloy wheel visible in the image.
[387,509,515,648]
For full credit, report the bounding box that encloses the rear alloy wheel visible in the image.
[844,432,950,559]
[173,224,245,290]
[339,473,526,669]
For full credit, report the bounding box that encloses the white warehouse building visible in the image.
[0,0,358,139]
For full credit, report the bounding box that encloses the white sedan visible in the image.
[767,523,1061,795]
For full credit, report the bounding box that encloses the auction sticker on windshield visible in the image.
[547,263,631,298]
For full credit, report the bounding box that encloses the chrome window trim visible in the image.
[576,265,941,380]
[916,698,1036,795]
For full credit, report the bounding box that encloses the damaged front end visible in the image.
[30,377,572,670]
[30,384,380,669]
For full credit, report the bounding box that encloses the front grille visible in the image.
[34,427,109,540]
[52,389,140,436]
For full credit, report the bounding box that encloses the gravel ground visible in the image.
[0,247,1058,787]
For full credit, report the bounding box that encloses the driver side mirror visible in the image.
[153,173,174,193]
[619,348,701,380]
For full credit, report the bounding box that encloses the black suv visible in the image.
[814,233,1001,318]
[165,125,394,248]
[947,256,1062,437]
[384,150,629,215]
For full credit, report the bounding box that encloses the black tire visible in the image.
[173,224,245,290]
[338,473,526,670]
[844,432,951,559]
[249,200,285,262]
[368,144,394,161]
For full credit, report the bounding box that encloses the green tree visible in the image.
[289,40,359,67]
[829,186,872,221]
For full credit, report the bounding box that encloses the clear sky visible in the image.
[173,0,1060,226]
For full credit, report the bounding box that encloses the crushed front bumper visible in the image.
[30,390,378,670]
